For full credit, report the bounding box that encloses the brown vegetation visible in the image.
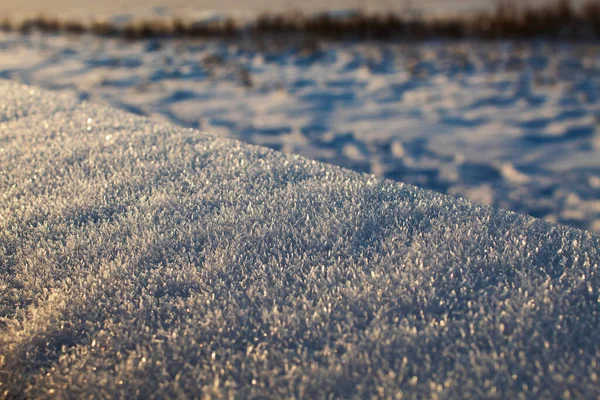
[1,0,600,41]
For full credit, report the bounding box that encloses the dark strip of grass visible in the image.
[2,0,600,41]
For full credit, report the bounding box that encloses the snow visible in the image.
[2,34,599,232]
[1,81,599,398]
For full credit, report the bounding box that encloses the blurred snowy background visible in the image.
[1,0,599,232]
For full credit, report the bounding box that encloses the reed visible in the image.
[1,0,599,41]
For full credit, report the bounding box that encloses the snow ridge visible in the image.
[0,81,599,398]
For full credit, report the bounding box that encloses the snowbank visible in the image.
[0,80,599,398]
[4,34,599,232]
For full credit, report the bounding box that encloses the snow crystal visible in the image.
[0,81,599,398]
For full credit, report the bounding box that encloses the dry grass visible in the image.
[1,0,600,41]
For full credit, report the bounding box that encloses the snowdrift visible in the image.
[0,80,599,398]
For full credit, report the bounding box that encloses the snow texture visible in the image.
[3,35,600,232]
[0,80,599,398]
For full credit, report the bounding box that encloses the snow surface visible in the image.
[1,80,599,398]
[2,34,600,232]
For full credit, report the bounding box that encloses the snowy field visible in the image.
[1,81,599,398]
[1,32,599,232]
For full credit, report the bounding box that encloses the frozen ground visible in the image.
[1,33,599,232]
[1,81,599,398]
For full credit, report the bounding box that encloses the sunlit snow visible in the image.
[0,81,599,398]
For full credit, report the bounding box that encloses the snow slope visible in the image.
[2,34,599,232]
[1,81,599,398]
